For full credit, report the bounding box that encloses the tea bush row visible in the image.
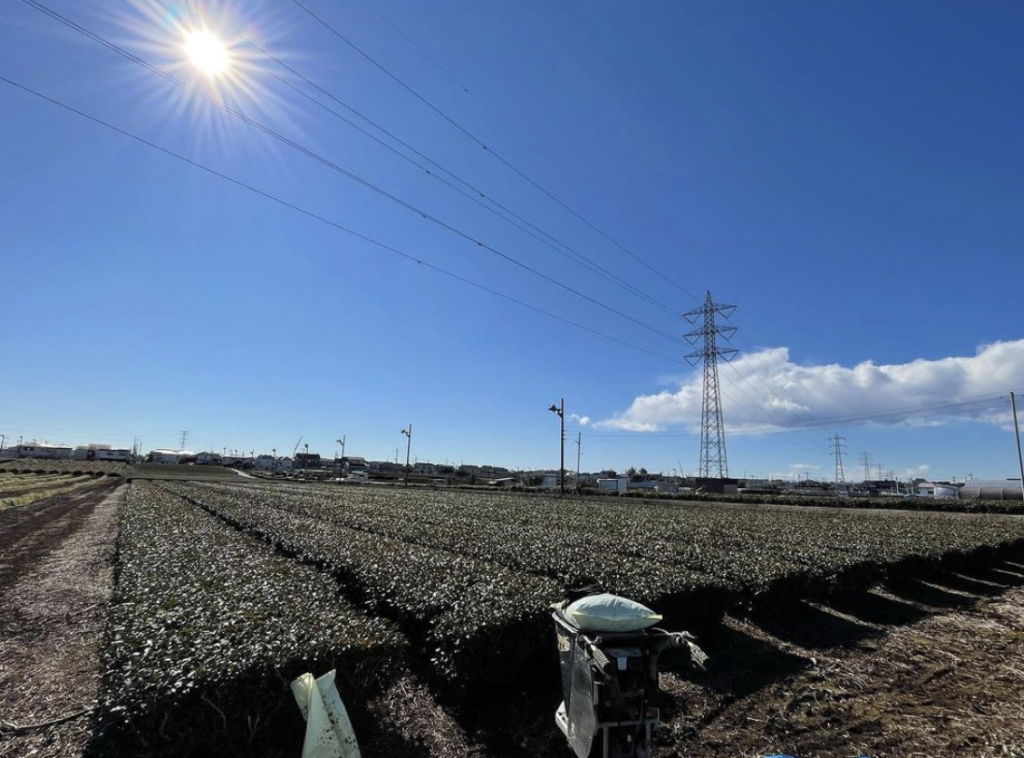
[98,482,404,756]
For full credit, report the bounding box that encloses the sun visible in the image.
[184,29,230,76]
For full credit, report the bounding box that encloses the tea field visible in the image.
[85,478,1024,756]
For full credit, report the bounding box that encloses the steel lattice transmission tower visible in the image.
[683,292,737,478]
[830,433,847,486]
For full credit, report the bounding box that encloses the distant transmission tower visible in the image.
[830,433,847,485]
[861,451,871,482]
[684,291,737,479]
[179,430,189,450]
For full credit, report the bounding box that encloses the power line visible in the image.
[343,0,874,447]
[785,394,1008,430]
[238,0,1002,463]
[240,20,816,456]
[286,0,697,298]
[353,0,473,97]
[117,0,830,460]
[352,0,574,204]
[0,73,687,369]
[20,0,687,348]
[241,38,680,317]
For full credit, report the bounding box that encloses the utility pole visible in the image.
[179,431,189,451]
[830,433,847,488]
[1012,392,1024,502]
[337,436,346,475]
[575,432,582,492]
[861,451,871,482]
[683,291,738,479]
[548,399,565,496]
[401,425,412,488]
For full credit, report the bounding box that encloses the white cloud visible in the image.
[569,414,592,426]
[903,464,931,478]
[596,339,1024,434]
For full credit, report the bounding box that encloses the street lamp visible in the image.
[400,425,412,488]
[548,398,565,497]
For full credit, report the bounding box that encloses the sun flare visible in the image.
[184,29,230,76]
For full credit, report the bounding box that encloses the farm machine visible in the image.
[551,595,708,758]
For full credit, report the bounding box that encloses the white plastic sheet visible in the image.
[562,593,662,632]
[291,670,361,758]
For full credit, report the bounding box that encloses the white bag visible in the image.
[291,670,361,758]
[562,593,662,632]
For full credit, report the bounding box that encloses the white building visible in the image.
[598,478,629,493]
[14,442,73,460]
[149,449,192,465]
[73,444,130,462]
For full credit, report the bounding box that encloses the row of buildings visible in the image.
[0,441,133,462]
[5,441,1019,500]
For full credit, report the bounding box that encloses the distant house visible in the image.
[693,478,739,495]
[16,442,73,460]
[196,452,223,466]
[598,478,628,493]
[253,455,292,472]
[343,456,370,476]
[627,476,657,491]
[541,474,559,489]
[480,465,510,477]
[413,462,437,475]
[149,449,192,465]
[71,443,130,462]
[294,452,321,470]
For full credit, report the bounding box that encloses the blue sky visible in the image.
[1,0,1022,480]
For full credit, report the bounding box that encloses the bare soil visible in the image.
[0,483,123,758]
[658,561,1024,758]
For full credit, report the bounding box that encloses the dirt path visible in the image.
[0,484,124,758]
[0,481,120,590]
[658,561,1024,758]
